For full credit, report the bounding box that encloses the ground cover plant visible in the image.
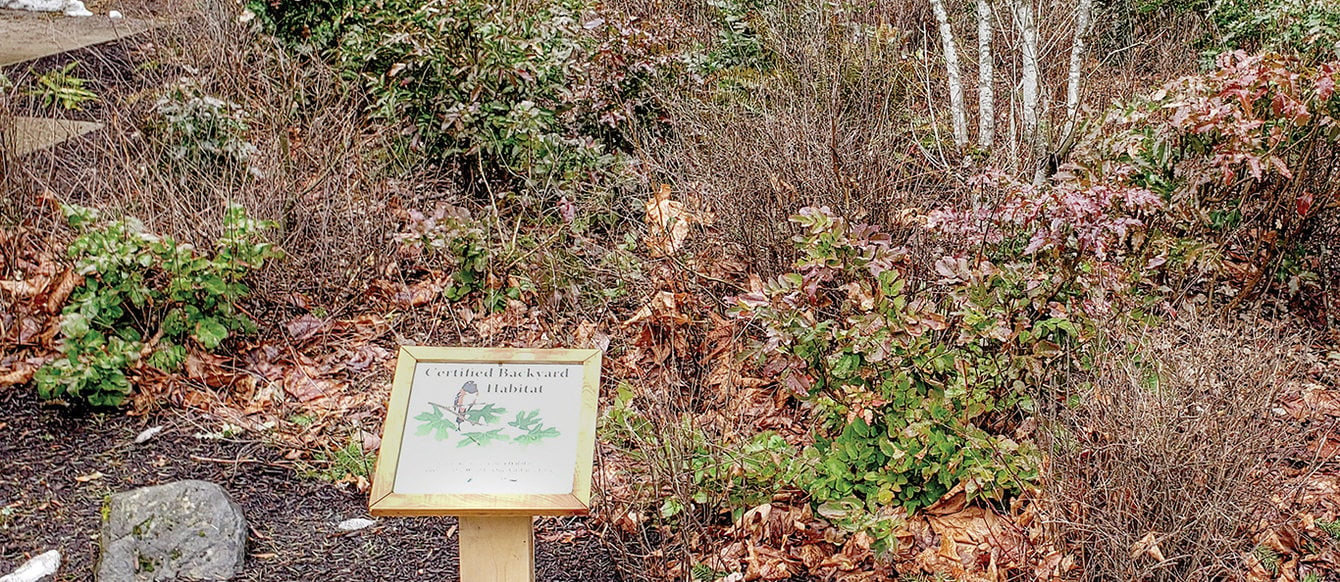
[4,0,1340,580]
[34,203,279,407]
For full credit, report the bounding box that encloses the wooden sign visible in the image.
[369,347,601,581]
[370,347,601,516]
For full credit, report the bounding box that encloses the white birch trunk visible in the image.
[1008,91,1019,171]
[1011,0,1042,179]
[976,0,994,150]
[930,0,968,149]
[1064,0,1093,136]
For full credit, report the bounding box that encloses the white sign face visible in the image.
[392,361,585,496]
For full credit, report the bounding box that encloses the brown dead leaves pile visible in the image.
[671,491,1040,581]
[0,238,75,389]
[123,310,399,466]
[1241,353,1340,582]
[898,488,1031,581]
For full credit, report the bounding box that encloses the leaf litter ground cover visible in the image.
[10,184,1340,580]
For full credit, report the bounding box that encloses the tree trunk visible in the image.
[930,0,968,149]
[1011,0,1042,180]
[976,0,994,150]
[1064,0,1094,137]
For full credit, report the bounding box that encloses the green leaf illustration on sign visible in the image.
[412,384,558,447]
[514,424,561,444]
[414,406,459,441]
[458,428,508,447]
[508,409,561,445]
[463,402,507,425]
[508,409,542,431]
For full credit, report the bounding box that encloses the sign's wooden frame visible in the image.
[369,347,601,517]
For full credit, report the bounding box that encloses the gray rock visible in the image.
[97,480,246,581]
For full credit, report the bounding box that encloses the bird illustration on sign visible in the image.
[414,380,559,447]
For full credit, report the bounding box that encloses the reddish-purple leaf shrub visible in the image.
[938,50,1340,320]
[1076,51,1340,315]
[732,205,1100,523]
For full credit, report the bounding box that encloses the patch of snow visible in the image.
[0,0,63,11]
[133,426,164,444]
[62,0,89,16]
[337,518,376,531]
[0,0,92,16]
[0,550,61,582]
[108,10,122,19]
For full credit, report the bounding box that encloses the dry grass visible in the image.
[636,0,1206,277]
[2,0,411,310]
[637,0,954,276]
[1039,313,1307,581]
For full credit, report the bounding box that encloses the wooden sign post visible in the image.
[369,347,602,582]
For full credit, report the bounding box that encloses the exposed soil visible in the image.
[0,389,624,581]
[1,28,162,123]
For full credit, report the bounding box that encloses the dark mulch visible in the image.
[0,389,623,581]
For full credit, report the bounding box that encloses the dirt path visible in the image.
[0,390,624,581]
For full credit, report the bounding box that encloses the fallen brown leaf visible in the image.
[286,314,327,342]
[74,471,104,483]
[346,344,391,372]
[43,270,78,314]
[645,184,693,257]
[185,350,242,389]
[392,278,445,307]
[0,365,36,388]
[1303,386,1340,417]
[744,543,798,581]
[0,279,42,296]
[283,366,340,402]
[912,487,1027,580]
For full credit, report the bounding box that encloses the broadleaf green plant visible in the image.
[27,62,98,111]
[249,0,673,200]
[34,203,280,407]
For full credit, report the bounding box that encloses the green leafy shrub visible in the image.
[395,204,490,302]
[34,204,280,407]
[248,0,673,199]
[1206,0,1340,62]
[244,0,356,49]
[678,430,802,522]
[733,206,1107,514]
[339,0,604,185]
